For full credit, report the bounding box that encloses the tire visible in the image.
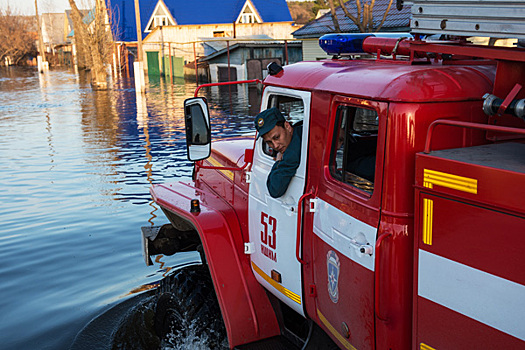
[111,295,160,350]
[154,264,227,349]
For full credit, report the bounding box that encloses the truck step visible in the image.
[234,335,300,350]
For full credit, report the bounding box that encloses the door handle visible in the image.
[348,239,373,255]
[296,191,314,265]
[374,231,392,322]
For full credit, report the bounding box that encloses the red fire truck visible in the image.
[142,2,525,349]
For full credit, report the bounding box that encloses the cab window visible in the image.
[262,95,304,157]
[329,105,378,194]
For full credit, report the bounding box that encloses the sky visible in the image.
[1,0,85,15]
[3,0,315,15]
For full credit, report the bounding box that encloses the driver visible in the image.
[254,108,303,198]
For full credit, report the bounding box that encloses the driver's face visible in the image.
[262,122,293,154]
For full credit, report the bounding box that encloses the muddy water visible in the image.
[0,67,260,349]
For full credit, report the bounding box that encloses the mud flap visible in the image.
[141,224,202,266]
[141,226,162,266]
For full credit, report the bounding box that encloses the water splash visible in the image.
[162,317,229,350]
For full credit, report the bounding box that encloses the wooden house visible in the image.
[109,0,296,78]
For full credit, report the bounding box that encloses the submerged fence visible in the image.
[112,38,302,85]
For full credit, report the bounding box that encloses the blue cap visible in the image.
[255,108,285,136]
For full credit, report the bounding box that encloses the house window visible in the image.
[238,4,260,24]
[213,31,225,37]
[154,16,169,27]
[145,3,175,32]
[329,105,379,194]
[240,14,255,23]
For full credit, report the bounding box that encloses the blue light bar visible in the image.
[319,33,412,55]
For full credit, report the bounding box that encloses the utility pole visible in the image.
[134,0,145,92]
[134,0,143,62]
[34,0,48,72]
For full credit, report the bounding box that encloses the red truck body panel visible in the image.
[413,142,525,349]
[150,37,525,349]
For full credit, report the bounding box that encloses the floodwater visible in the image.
[0,67,260,349]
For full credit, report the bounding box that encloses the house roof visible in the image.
[65,9,90,31]
[109,0,292,42]
[109,0,157,42]
[200,40,301,62]
[200,34,274,53]
[170,0,292,25]
[292,0,411,38]
[67,8,96,38]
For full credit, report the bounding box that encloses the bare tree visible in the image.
[327,0,341,32]
[0,7,37,65]
[326,0,395,33]
[68,0,113,90]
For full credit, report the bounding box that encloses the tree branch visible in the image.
[375,0,394,32]
[340,0,365,32]
[327,0,341,32]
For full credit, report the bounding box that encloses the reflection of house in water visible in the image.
[110,0,298,81]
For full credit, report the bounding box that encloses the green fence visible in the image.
[146,51,160,76]
[148,51,183,78]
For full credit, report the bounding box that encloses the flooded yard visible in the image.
[0,67,259,349]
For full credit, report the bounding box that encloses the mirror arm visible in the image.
[194,79,262,97]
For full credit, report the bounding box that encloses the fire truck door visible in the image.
[309,102,385,349]
[248,87,311,316]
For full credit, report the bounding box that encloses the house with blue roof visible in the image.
[108,0,296,80]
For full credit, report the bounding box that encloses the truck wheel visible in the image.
[154,264,227,348]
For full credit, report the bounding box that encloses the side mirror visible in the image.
[184,97,211,161]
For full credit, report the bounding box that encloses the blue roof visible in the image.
[109,0,157,42]
[110,0,292,42]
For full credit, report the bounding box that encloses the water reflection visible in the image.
[137,93,159,229]
[0,66,261,349]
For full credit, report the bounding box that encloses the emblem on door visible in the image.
[327,250,340,303]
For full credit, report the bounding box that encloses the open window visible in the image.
[261,94,305,157]
[329,105,378,194]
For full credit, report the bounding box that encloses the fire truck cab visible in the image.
[144,1,525,349]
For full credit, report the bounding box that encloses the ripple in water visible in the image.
[0,66,261,349]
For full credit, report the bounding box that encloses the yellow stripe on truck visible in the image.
[206,156,234,181]
[317,309,357,350]
[423,198,433,245]
[251,261,301,304]
[423,169,477,194]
